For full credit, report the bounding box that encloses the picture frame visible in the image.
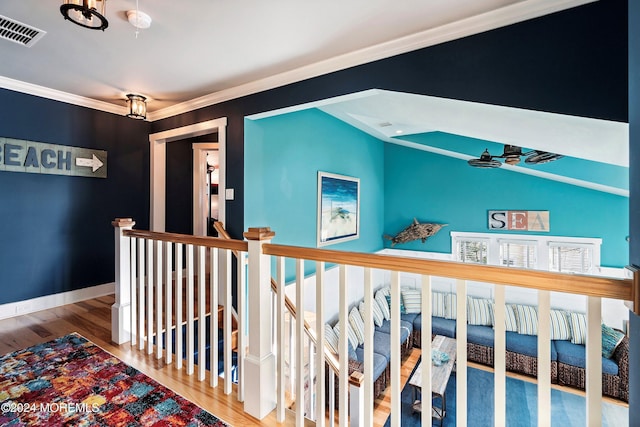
[317,171,360,246]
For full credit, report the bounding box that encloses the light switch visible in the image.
[225,188,234,200]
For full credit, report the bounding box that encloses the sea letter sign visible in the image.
[0,137,107,178]
[488,210,550,232]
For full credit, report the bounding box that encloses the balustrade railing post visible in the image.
[243,227,277,419]
[111,218,136,344]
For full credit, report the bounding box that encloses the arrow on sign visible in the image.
[76,154,104,172]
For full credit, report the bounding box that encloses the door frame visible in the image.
[192,143,219,236]
[148,117,227,232]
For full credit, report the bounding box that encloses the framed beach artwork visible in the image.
[317,171,360,246]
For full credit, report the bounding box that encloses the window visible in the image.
[451,232,601,274]
[549,244,594,274]
[456,239,488,264]
[499,240,537,268]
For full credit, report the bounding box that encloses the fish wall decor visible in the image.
[384,218,447,247]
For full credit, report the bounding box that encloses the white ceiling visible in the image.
[0,0,594,119]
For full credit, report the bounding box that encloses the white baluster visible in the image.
[494,284,506,426]
[175,243,183,369]
[420,275,432,427]
[210,247,219,388]
[138,238,145,351]
[164,241,173,364]
[296,259,305,427]
[156,240,163,360]
[276,256,286,422]
[538,290,551,427]
[338,264,348,427]
[390,271,401,427]
[130,237,137,347]
[363,268,374,427]
[198,245,206,381]
[586,296,603,426]
[147,238,154,355]
[237,251,247,400]
[456,279,467,427]
[315,261,326,427]
[186,244,195,375]
[222,248,232,395]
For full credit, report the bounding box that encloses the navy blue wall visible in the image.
[151,0,627,242]
[0,89,150,304]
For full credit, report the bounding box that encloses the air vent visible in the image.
[0,15,46,47]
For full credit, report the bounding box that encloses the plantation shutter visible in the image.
[499,240,537,268]
[456,239,488,264]
[548,243,594,273]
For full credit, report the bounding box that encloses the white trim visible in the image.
[148,118,227,232]
[0,282,115,321]
[192,143,220,236]
[2,1,595,121]
[0,76,127,117]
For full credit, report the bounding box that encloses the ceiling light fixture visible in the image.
[467,145,563,168]
[60,0,108,31]
[126,94,147,120]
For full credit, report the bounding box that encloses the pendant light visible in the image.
[60,0,108,31]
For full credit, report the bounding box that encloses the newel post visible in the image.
[112,218,135,344]
[244,227,277,419]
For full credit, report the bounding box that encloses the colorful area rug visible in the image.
[0,333,229,426]
[385,359,628,426]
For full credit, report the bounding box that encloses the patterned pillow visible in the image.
[325,323,339,354]
[401,288,421,314]
[333,322,359,350]
[375,290,391,321]
[550,310,572,341]
[505,304,518,332]
[359,300,383,328]
[513,304,539,336]
[385,294,406,314]
[431,292,447,318]
[349,307,365,346]
[467,297,494,326]
[569,312,587,345]
[444,293,458,320]
[602,324,625,359]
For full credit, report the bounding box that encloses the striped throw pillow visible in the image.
[570,312,587,345]
[550,309,572,341]
[359,300,384,328]
[514,304,539,336]
[505,304,518,332]
[349,307,366,346]
[431,292,447,318]
[325,323,339,354]
[602,324,625,359]
[401,288,421,314]
[467,297,494,326]
[375,290,391,321]
[333,322,359,350]
[444,293,458,320]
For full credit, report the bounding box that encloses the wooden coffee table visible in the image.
[408,335,457,426]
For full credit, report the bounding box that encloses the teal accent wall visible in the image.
[245,108,385,254]
[384,144,629,267]
[245,109,628,271]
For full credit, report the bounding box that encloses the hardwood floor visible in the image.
[0,295,626,426]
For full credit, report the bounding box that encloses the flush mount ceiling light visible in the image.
[60,0,108,31]
[467,145,563,168]
[126,94,147,120]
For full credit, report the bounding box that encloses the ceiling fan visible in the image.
[467,145,563,168]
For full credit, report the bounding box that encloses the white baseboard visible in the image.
[0,283,115,321]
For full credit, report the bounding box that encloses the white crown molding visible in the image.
[0,75,127,116]
[1,0,595,121]
[148,0,595,121]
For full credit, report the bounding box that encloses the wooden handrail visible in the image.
[124,229,248,252]
[213,222,341,372]
[263,243,633,301]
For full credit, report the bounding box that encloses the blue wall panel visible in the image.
[383,144,628,267]
[245,109,385,253]
[0,89,150,304]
